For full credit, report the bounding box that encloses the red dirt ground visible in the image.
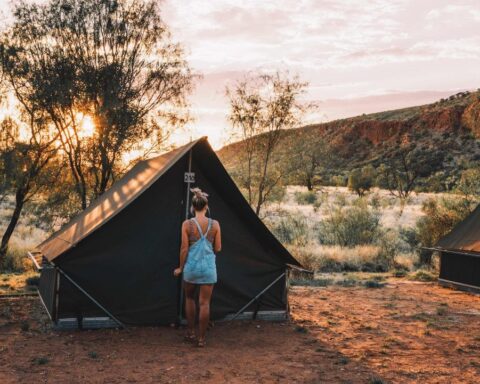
[1,280,480,383]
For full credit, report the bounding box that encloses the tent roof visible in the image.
[434,204,480,255]
[34,137,300,267]
[36,138,202,261]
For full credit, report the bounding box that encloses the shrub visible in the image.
[1,247,28,272]
[336,279,357,287]
[290,279,332,287]
[375,230,399,270]
[271,214,309,247]
[348,166,375,196]
[409,269,437,282]
[365,280,385,288]
[268,186,286,203]
[399,227,417,251]
[436,306,447,316]
[331,175,347,187]
[294,191,317,205]
[26,276,40,287]
[32,357,49,365]
[294,325,308,333]
[415,197,472,266]
[317,201,381,247]
[392,269,407,278]
[290,249,318,273]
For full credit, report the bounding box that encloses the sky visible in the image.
[1,0,480,148]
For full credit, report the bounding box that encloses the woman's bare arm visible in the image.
[174,221,189,276]
[214,221,222,253]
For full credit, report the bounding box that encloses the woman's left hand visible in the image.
[173,267,183,277]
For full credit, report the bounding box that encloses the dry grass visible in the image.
[290,244,415,273]
[264,186,456,273]
[264,186,455,230]
[0,270,39,295]
[0,196,49,252]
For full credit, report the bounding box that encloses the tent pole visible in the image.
[55,266,124,328]
[178,149,193,324]
[230,272,286,321]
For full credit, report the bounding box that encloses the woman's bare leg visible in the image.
[198,284,214,342]
[184,282,196,336]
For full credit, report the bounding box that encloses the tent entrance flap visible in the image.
[55,266,125,328]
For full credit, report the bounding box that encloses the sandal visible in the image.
[184,332,196,343]
[197,338,206,348]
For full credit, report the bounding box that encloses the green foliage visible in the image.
[409,269,437,282]
[392,269,407,278]
[364,280,385,288]
[376,230,399,270]
[32,357,49,365]
[456,168,480,199]
[331,174,347,187]
[347,165,375,196]
[1,247,27,272]
[415,197,472,265]
[270,214,309,247]
[226,71,312,215]
[294,191,317,205]
[291,278,332,287]
[267,185,286,203]
[317,200,381,247]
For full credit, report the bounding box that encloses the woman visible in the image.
[173,188,221,347]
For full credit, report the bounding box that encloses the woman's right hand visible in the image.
[173,267,183,277]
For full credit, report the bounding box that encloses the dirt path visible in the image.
[0,280,479,383]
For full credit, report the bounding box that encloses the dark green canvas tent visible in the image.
[432,204,480,293]
[29,137,301,329]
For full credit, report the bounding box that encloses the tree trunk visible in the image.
[418,249,433,267]
[306,177,313,191]
[0,190,26,264]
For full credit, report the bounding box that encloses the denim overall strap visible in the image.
[192,218,211,239]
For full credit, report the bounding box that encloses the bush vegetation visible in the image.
[294,191,317,205]
[316,199,381,247]
[268,214,309,247]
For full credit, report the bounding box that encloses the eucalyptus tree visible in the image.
[0,114,59,263]
[1,0,195,210]
[226,71,312,215]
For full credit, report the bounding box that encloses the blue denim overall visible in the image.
[183,218,217,284]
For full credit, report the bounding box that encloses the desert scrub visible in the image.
[289,248,319,273]
[315,245,391,273]
[290,278,332,287]
[1,247,32,272]
[317,199,381,246]
[294,191,317,205]
[392,269,408,278]
[32,357,49,365]
[375,229,401,270]
[409,269,437,282]
[269,213,309,246]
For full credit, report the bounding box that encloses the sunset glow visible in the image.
[79,114,95,138]
[0,0,479,149]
